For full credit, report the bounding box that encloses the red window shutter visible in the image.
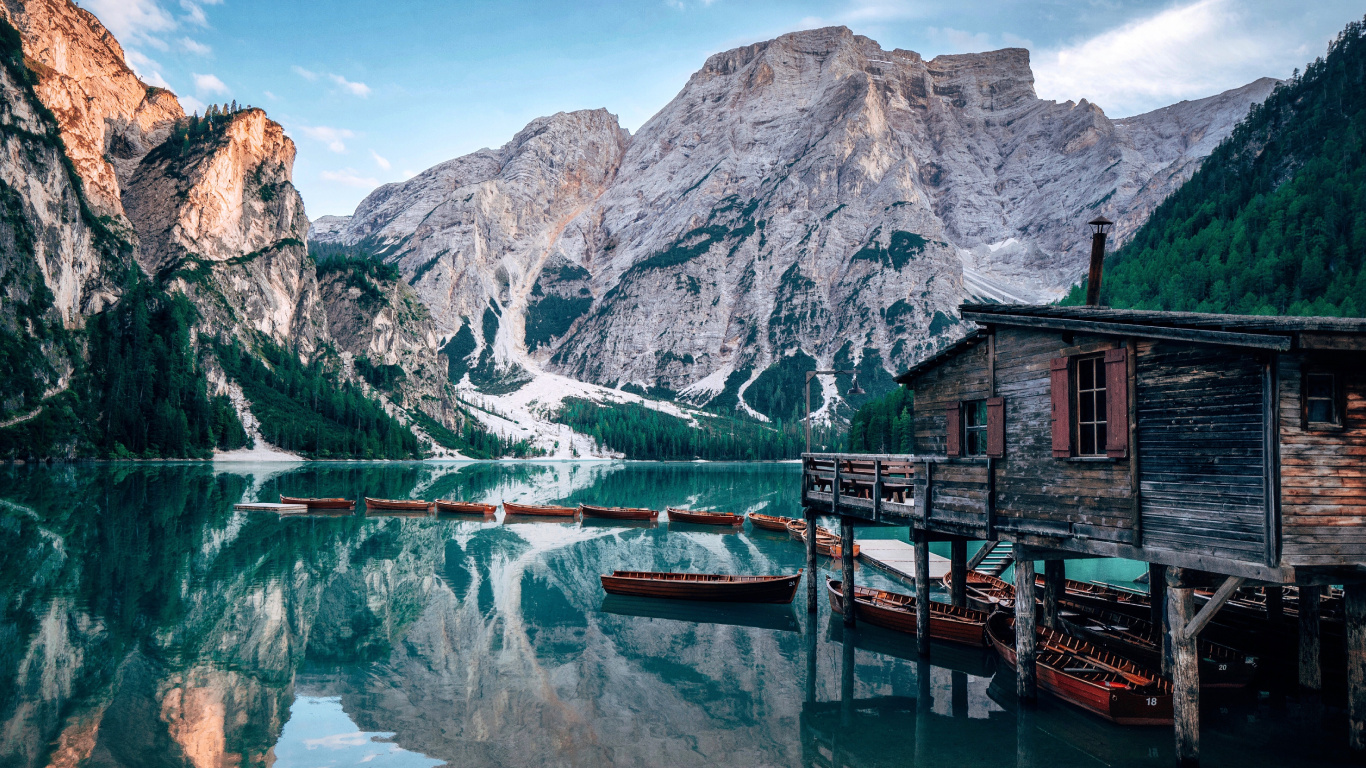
[986,396,1005,458]
[1105,347,1129,458]
[945,402,962,457]
[1050,357,1071,457]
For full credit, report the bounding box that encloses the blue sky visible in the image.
[81,0,1364,218]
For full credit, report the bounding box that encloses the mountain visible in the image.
[312,27,1275,426]
[0,0,471,460]
[1066,17,1366,317]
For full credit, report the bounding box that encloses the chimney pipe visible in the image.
[1085,216,1113,306]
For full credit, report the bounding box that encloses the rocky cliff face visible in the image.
[313,27,1274,406]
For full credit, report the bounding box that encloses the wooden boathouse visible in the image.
[802,303,1366,765]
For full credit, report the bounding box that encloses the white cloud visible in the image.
[292,65,319,81]
[192,72,229,95]
[328,73,371,97]
[320,168,380,188]
[839,0,921,24]
[1033,0,1281,116]
[297,125,356,153]
[141,69,172,89]
[179,36,211,55]
[81,0,176,46]
[181,94,207,114]
[931,26,992,52]
[122,48,173,89]
[263,90,278,101]
[369,150,391,170]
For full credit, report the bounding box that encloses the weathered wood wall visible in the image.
[911,338,989,456]
[1279,355,1366,565]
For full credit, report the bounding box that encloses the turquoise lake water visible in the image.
[0,461,1347,766]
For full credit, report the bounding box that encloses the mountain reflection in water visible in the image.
[0,461,1348,767]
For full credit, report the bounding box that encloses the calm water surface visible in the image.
[0,461,1348,766]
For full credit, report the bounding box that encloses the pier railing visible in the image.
[801,453,993,538]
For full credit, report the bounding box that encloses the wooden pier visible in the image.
[233,502,308,513]
[804,303,1366,766]
[857,539,950,582]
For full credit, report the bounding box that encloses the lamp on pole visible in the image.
[805,370,864,454]
[1084,216,1113,307]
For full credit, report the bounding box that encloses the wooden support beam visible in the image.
[915,527,931,657]
[840,619,856,729]
[1347,583,1366,753]
[1182,575,1245,640]
[841,517,856,628]
[1149,563,1167,632]
[805,506,819,614]
[1014,559,1037,701]
[1300,584,1322,692]
[950,540,967,608]
[1042,560,1065,630]
[872,458,883,522]
[1265,586,1284,624]
[1167,567,1200,767]
[805,612,818,705]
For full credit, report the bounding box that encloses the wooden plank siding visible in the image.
[911,338,990,456]
[1279,355,1366,565]
[1135,341,1270,562]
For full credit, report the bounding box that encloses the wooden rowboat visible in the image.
[503,501,578,518]
[943,569,1016,612]
[581,504,659,521]
[1059,605,1257,689]
[747,512,795,532]
[986,611,1173,725]
[786,519,859,558]
[281,495,355,510]
[435,500,497,516]
[600,570,803,604]
[364,497,434,513]
[667,507,744,526]
[827,580,987,647]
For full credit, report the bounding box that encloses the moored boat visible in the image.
[1059,606,1257,689]
[786,519,859,558]
[364,497,434,513]
[502,501,578,518]
[747,512,795,532]
[581,504,659,521]
[667,507,744,526]
[600,570,803,603]
[944,568,1016,612]
[985,611,1173,725]
[281,495,355,510]
[827,579,988,647]
[435,500,497,516]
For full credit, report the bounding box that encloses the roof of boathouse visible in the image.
[894,303,1366,384]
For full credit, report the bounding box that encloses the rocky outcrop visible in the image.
[313,27,1274,403]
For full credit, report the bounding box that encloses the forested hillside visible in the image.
[1065,17,1366,316]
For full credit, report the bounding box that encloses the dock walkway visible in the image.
[857,539,950,582]
[234,502,307,513]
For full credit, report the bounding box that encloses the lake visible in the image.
[0,461,1346,766]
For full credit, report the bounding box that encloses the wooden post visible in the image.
[950,539,967,608]
[1266,586,1284,624]
[1167,567,1200,767]
[840,620,856,728]
[915,527,931,657]
[841,517,856,628]
[805,506,819,614]
[805,612,818,705]
[1346,583,1366,753]
[872,458,883,521]
[952,669,968,719]
[1149,563,1167,632]
[1300,584,1322,692]
[1042,560,1065,629]
[1014,559,1037,701]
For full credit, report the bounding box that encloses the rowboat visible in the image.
[786,519,859,558]
[747,512,795,532]
[600,570,803,604]
[581,504,659,521]
[943,569,1016,612]
[434,500,497,516]
[364,497,434,513]
[667,507,744,526]
[985,611,1173,725]
[502,501,578,518]
[1059,605,1257,689]
[827,580,988,647]
[280,495,355,510]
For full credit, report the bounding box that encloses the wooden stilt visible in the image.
[915,527,931,657]
[1041,560,1065,629]
[1014,559,1037,701]
[1299,584,1322,692]
[950,539,967,608]
[805,506,818,614]
[840,622,856,728]
[1167,567,1200,767]
[952,669,968,719]
[805,612,818,705]
[841,517,856,627]
[1346,583,1366,753]
[1149,563,1167,629]
[1265,586,1284,624]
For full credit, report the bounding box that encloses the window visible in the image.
[1075,356,1108,456]
[963,400,988,456]
[1305,371,1342,428]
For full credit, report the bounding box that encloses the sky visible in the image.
[80,0,1364,218]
